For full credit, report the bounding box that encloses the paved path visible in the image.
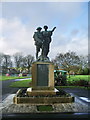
[61,87,90,106]
[1,94,90,119]
[1,79,90,105]
[2,79,19,100]
[62,88,89,98]
[14,78,31,81]
[2,78,31,100]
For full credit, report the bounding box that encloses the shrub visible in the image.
[67,80,89,87]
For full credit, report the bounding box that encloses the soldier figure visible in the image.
[33,27,43,59]
[42,25,56,59]
[33,26,56,61]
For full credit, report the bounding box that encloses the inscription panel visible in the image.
[37,64,49,86]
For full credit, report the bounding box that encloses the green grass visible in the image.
[56,86,90,90]
[9,75,90,88]
[10,79,31,87]
[37,105,53,111]
[67,75,90,82]
[0,76,30,81]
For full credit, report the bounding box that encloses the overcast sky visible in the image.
[0,1,88,59]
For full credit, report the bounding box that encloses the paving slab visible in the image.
[0,94,89,114]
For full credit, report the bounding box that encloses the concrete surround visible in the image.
[1,94,89,113]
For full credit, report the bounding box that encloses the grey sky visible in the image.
[0,1,88,59]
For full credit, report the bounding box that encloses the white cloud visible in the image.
[1,2,84,27]
[50,31,88,59]
[0,37,7,51]
[0,17,88,59]
[0,18,35,56]
[0,2,88,59]
[67,37,88,55]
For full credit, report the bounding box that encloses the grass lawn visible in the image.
[37,105,53,111]
[67,75,89,82]
[9,75,90,88]
[0,76,30,81]
[10,79,31,87]
[56,86,90,90]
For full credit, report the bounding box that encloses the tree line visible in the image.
[0,51,89,75]
[52,51,89,75]
[0,52,34,75]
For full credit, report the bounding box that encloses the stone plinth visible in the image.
[13,89,74,104]
[13,62,75,105]
[27,62,55,96]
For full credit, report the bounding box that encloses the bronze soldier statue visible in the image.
[33,25,56,61]
[42,25,56,59]
[33,27,43,59]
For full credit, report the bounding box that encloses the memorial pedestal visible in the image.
[27,62,56,96]
[13,61,74,104]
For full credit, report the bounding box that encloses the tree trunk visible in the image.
[68,71,70,78]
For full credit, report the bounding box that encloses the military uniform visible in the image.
[33,27,43,59]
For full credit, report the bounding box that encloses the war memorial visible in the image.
[1,26,89,119]
[13,25,74,104]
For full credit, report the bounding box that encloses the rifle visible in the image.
[52,27,56,32]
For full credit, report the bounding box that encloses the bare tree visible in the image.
[0,53,4,67]
[52,51,80,77]
[13,53,34,73]
[2,54,12,68]
[22,55,34,73]
[13,52,23,69]
[1,54,12,74]
[0,53,4,74]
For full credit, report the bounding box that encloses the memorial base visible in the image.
[27,87,56,96]
[13,62,74,104]
[13,88,74,104]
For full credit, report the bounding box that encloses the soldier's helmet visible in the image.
[36,27,42,30]
[44,25,48,29]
